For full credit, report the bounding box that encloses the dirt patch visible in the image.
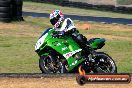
[120,4,132,7]
[0,77,131,88]
[0,23,33,30]
[76,23,91,30]
[76,22,132,41]
[71,0,115,5]
[0,22,131,41]
[76,22,132,32]
[0,31,40,38]
[85,34,132,41]
[92,24,132,32]
[0,22,41,37]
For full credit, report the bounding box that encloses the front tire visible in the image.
[39,54,66,74]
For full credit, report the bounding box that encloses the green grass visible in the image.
[100,40,132,73]
[0,36,35,73]
[0,31,43,72]
[80,29,132,37]
[0,36,39,73]
[117,0,132,5]
[23,1,132,19]
[0,16,132,73]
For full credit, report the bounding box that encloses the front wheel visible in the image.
[93,52,117,73]
[39,54,66,73]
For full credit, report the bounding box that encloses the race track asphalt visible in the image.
[23,11,132,25]
[0,73,131,78]
[0,73,131,88]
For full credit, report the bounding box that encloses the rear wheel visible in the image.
[94,52,117,73]
[39,54,66,73]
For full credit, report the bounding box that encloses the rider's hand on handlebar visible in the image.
[52,31,65,38]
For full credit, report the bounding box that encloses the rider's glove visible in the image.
[65,28,78,35]
[58,31,65,36]
[52,31,65,38]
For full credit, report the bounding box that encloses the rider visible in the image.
[49,10,89,51]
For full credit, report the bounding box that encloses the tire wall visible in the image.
[11,0,24,21]
[0,0,23,22]
[24,0,132,14]
[0,0,12,22]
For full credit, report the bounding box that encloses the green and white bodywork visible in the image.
[35,28,105,71]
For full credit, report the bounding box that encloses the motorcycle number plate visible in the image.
[35,33,48,50]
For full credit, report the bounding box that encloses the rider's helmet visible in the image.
[49,10,64,28]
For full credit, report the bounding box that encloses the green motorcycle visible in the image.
[35,28,117,73]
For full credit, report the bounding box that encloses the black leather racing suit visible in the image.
[53,18,89,51]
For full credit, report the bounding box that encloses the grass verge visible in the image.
[0,16,132,73]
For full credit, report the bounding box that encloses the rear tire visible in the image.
[94,52,117,73]
[0,7,11,13]
[0,12,11,18]
[0,0,11,7]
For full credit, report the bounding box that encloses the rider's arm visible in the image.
[59,18,76,32]
[53,18,79,37]
[59,18,78,35]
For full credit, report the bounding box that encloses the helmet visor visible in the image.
[50,15,60,25]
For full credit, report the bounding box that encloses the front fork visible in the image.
[80,47,98,73]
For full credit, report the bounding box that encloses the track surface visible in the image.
[0,73,77,78]
[0,73,132,88]
[0,78,132,88]
[0,73,131,78]
[23,11,132,25]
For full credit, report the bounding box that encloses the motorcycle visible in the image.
[35,28,117,73]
